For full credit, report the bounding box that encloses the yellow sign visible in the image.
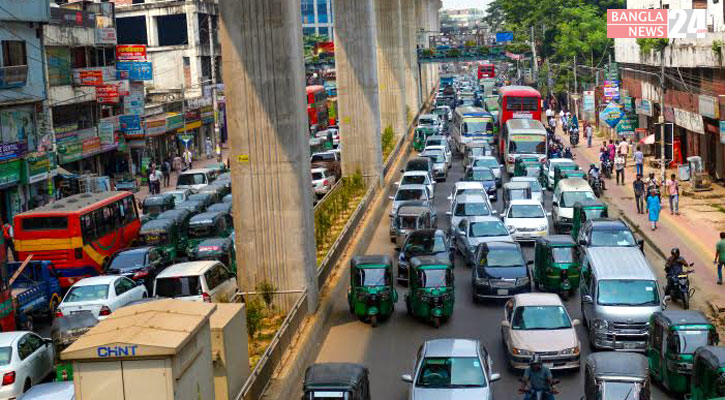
[237,154,250,163]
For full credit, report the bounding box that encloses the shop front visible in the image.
[0,159,23,222]
[177,109,201,159]
[23,152,57,209]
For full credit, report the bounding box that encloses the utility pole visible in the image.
[208,14,220,147]
[530,25,538,83]
[573,56,578,117]
[659,48,666,182]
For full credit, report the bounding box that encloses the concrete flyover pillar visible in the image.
[414,0,429,100]
[401,0,420,119]
[219,0,318,312]
[333,0,383,186]
[374,0,408,139]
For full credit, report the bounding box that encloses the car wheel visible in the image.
[23,379,31,393]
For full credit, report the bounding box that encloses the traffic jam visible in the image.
[302,64,717,400]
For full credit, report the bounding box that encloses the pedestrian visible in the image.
[183,148,193,170]
[633,174,645,214]
[215,143,222,162]
[634,146,644,177]
[148,165,160,195]
[714,232,725,284]
[607,140,616,161]
[2,219,14,262]
[615,153,625,185]
[666,173,680,215]
[161,159,171,187]
[618,138,629,167]
[205,137,213,159]
[647,189,661,231]
[585,123,593,148]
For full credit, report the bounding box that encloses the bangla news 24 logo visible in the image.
[607,9,707,39]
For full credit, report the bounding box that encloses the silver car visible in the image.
[447,194,493,235]
[390,184,432,217]
[401,338,500,400]
[397,171,435,196]
[420,149,448,181]
[469,156,503,187]
[0,332,55,398]
[452,216,514,265]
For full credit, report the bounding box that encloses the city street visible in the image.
[313,143,676,399]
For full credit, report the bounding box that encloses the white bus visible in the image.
[503,118,547,173]
[451,106,495,154]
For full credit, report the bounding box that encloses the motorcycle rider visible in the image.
[665,248,690,295]
[589,163,605,191]
[563,147,573,159]
[519,354,557,400]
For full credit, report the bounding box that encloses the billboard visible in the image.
[496,32,514,43]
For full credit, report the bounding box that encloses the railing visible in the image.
[0,65,28,89]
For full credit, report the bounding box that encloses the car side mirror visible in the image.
[526,260,534,265]
[401,374,413,383]
[500,320,511,328]
[578,239,587,246]
[388,196,395,201]
[637,239,644,251]
[490,373,501,383]
[445,211,452,216]
[572,319,581,326]
[582,295,593,304]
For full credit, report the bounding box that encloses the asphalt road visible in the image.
[314,137,676,399]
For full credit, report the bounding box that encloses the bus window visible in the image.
[20,217,68,231]
[506,97,522,110]
[522,98,539,111]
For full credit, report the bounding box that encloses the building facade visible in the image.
[302,0,334,38]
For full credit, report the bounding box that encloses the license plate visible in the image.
[497,289,508,296]
[71,310,91,315]
[145,234,161,242]
[544,363,554,369]
[623,342,638,349]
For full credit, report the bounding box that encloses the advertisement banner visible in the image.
[635,98,653,116]
[115,62,153,81]
[96,84,119,103]
[145,118,166,137]
[0,107,33,146]
[82,137,101,156]
[0,143,26,162]
[119,115,142,132]
[200,106,214,124]
[79,70,103,86]
[496,32,514,43]
[0,160,22,189]
[699,95,719,119]
[46,47,71,86]
[674,107,704,134]
[116,45,147,61]
[603,80,620,102]
[616,114,638,136]
[49,8,96,28]
[607,9,706,39]
[600,101,624,128]
[583,91,595,122]
[25,152,52,184]
[98,119,116,145]
[95,28,117,45]
[720,121,725,144]
[166,113,184,131]
[57,137,82,164]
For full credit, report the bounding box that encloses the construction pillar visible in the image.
[374,0,407,139]
[401,0,420,120]
[333,0,383,185]
[415,0,429,100]
[219,0,318,312]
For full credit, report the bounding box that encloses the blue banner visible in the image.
[116,62,153,81]
[600,101,624,128]
[119,115,141,132]
[496,32,514,43]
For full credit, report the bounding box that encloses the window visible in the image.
[156,14,188,46]
[21,217,68,231]
[205,265,228,291]
[17,336,31,360]
[201,56,211,79]
[316,0,329,24]
[155,276,201,297]
[301,0,315,24]
[198,14,210,47]
[81,213,97,244]
[114,279,127,296]
[2,41,26,67]
[116,16,148,45]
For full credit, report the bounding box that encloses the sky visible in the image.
[442,0,491,10]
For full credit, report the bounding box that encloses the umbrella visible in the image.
[640,134,655,145]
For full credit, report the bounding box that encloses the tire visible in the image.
[432,316,441,329]
[561,290,569,301]
[46,296,60,321]
[370,314,378,327]
[23,379,31,393]
[682,291,690,310]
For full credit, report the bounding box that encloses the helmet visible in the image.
[590,163,595,168]
[565,147,571,151]
[649,172,655,177]
[531,354,543,366]
[671,248,680,257]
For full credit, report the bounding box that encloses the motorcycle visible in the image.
[569,128,579,147]
[590,175,604,197]
[667,263,695,309]
[519,379,559,400]
[601,159,613,179]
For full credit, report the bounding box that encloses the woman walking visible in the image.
[647,189,662,230]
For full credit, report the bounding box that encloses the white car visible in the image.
[511,176,544,204]
[311,167,336,197]
[154,261,238,303]
[57,276,148,320]
[503,199,550,242]
[423,144,451,167]
[396,171,435,196]
[389,184,431,217]
[447,194,493,234]
[0,331,54,398]
[447,181,491,216]
[543,158,576,189]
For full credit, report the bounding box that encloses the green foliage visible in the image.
[421,48,435,57]
[303,33,331,64]
[553,5,608,61]
[381,125,395,161]
[464,40,477,48]
[257,280,276,310]
[314,171,367,261]
[477,46,490,56]
[446,48,462,57]
[505,42,530,54]
[246,296,265,339]
[713,40,723,55]
[636,38,669,54]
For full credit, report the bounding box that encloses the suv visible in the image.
[576,219,643,251]
[154,261,237,303]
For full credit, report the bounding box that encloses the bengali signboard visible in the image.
[166,113,184,131]
[95,28,117,45]
[115,62,152,81]
[25,152,53,184]
[583,91,595,123]
[79,70,103,86]
[699,95,719,119]
[0,142,26,162]
[0,160,22,189]
[635,98,653,116]
[46,47,71,86]
[82,137,101,156]
[616,114,638,136]
[600,101,624,128]
[145,118,166,137]
[96,84,119,103]
[674,107,704,134]
[56,135,82,164]
[603,80,620,102]
[98,119,116,145]
[116,45,147,61]
[119,115,141,132]
[50,7,96,28]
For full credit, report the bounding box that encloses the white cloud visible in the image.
[442,0,491,10]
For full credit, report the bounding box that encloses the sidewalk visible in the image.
[560,126,725,309]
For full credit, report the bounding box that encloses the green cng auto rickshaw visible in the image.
[553,164,580,190]
[175,200,206,215]
[347,255,397,327]
[513,156,540,177]
[198,183,228,201]
[302,363,371,400]
[207,202,233,215]
[138,218,181,261]
[141,193,175,222]
[584,352,651,400]
[188,192,217,209]
[188,237,237,272]
[648,310,719,395]
[690,346,725,400]
[156,208,192,254]
[413,128,427,152]
[533,235,580,299]
[571,200,608,240]
[390,206,432,249]
[405,256,454,328]
[186,211,234,254]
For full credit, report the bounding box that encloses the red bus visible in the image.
[306,85,329,130]
[478,64,496,80]
[14,191,141,288]
[497,86,542,154]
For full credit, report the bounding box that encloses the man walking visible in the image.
[585,123,593,148]
[2,219,14,262]
[715,232,725,285]
[183,148,193,170]
[615,153,625,185]
[633,174,645,214]
[161,159,171,188]
[633,146,644,177]
[618,138,630,167]
[666,173,680,215]
[148,164,161,195]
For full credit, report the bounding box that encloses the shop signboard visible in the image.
[200,106,214,124]
[582,91,595,123]
[699,95,719,119]
[98,119,115,145]
[116,45,147,61]
[606,62,619,81]
[25,152,53,184]
[123,93,144,115]
[603,80,620,102]
[95,28,117,45]
[600,101,624,128]
[616,114,638,136]
[96,84,119,103]
[0,142,26,162]
[46,47,71,86]
[622,96,633,112]
[116,62,153,81]
[117,135,127,151]
[50,7,96,28]
[674,107,704,134]
[145,118,166,137]
[82,137,101,156]
[78,70,103,86]
[0,160,22,189]
[57,140,82,164]
[123,129,145,140]
[720,121,725,144]
[119,115,141,132]
[166,113,184,131]
[635,98,653,116]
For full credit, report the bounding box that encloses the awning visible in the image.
[640,134,655,145]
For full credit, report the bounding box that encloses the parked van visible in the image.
[153,261,237,303]
[552,178,596,232]
[176,168,214,193]
[580,247,664,351]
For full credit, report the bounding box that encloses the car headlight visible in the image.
[560,216,570,222]
[516,276,530,286]
[592,319,609,331]
[538,224,548,231]
[475,278,489,286]
[560,346,580,355]
[507,225,516,232]
[512,347,533,356]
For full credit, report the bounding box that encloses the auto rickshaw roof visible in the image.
[140,218,176,232]
[222,194,233,203]
[157,208,191,220]
[176,200,204,211]
[563,170,585,177]
[198,184,225,193]
[536,235,576,247]
[589,219,628,230]
[573,199,606,209]
[696,346,725,369]
[351,255,392,268]
[397,206,430,216]
[410,255,453,269]
[303,363,369,390]
[208,203,233,213]
[504,182,530,190]
[655,310,712,328]
[586,352,648,380]
[188,192,215,201]
[554,164,578,171]
[143,193,175,205]
[189,211,226,225]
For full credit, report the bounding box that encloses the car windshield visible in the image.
[418,269,452,288]
[480,247,524,267]
[416,357,486,388]
[64,284,109,302]
[551,247,575,263]
[311,172,324,181]
[0,347,10,366]
[422,152,445,163]
[402,175,427,185]
[398,215,418,230]
[590,229,636,247]
[311,153,335,162]
[144,205,164,215]
[468,147,487,158]
[597,280,659,306]
[584,208,607,220]
[473,158,498,169]
[405,234,446,255]
[463,120,489,135]
[511,306,572,330]
[561,191,597,208]
[674,330,714,354]
[420,118,436,125]
[170,192,185,205]
[178,173,206,186]
[467,169,495,181]
[454,202,490,217]
[509,135,546,154]
[109,251,147,271]
[508,205,544,218]
[355,268,390,287]
[426,139,443,147]
[155,276,202,297]
[396,189,425,201]
[470,221,509,237]
[508,189,530,201]
[455,188,485,199]
[189,225,215,238]
[601,381,642,400]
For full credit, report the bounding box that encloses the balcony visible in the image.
[0,65,28,89]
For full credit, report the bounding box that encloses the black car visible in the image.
[576,219,643,251]
[402,157,434,181]
[105,247,170,292]
[398,229,453,284]
[463,167,497,201]
[471,241,532,302]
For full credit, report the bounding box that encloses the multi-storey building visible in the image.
[302,0,334,38]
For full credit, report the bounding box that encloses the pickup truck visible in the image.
[3,260,62,331]
[311,151,342,181]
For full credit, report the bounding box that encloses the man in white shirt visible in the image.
[617,139,630,166]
